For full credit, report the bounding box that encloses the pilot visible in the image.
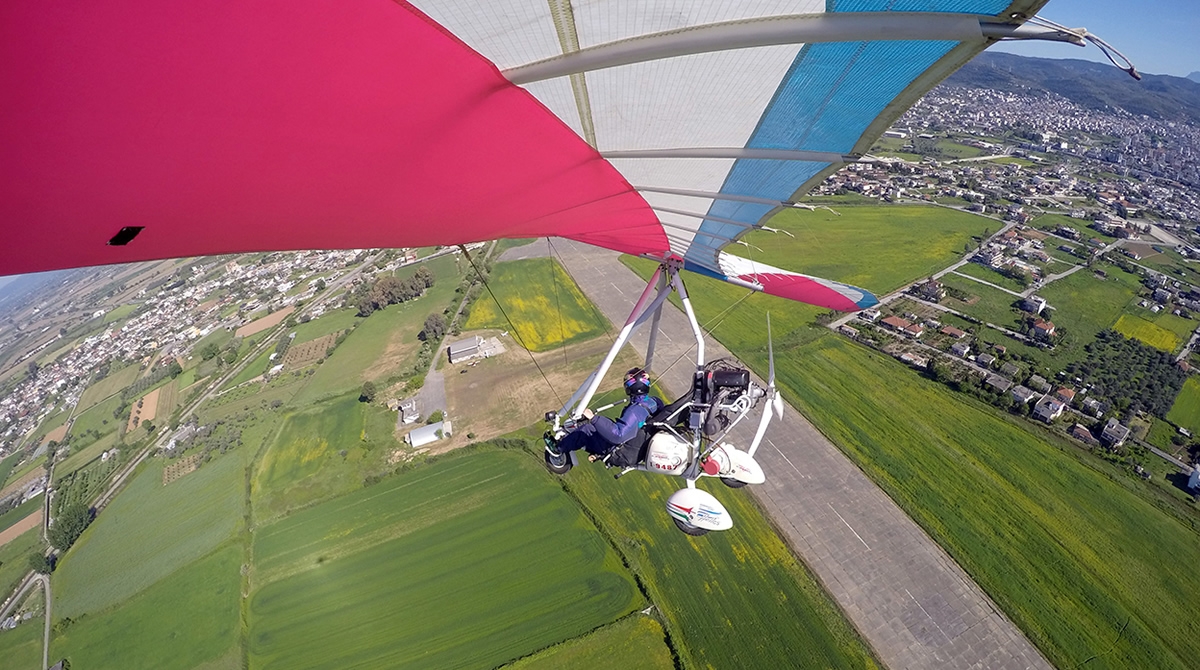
[551,367,663,460]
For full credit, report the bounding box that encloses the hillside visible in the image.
[947,52,1200,125]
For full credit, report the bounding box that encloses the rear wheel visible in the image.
[544,449,572,475]
[720,477,748,489]
[672,517,709,536]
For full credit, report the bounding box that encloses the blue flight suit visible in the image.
[557,394,664,456]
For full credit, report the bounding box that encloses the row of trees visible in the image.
[355,266,435,317]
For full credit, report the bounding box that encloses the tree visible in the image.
[426,409,444,424]
[28,552,53,574]
[26,361,38,378]
[359,381,377,403]
[420,313,447,342]
[49,502,94,552]
[199,342,222,360]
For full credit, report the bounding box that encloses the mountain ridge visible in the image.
[946,52,1200,125]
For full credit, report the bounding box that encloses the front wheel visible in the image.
[544,449,572,475]
[720,477,748,489]
[672,517,709,536]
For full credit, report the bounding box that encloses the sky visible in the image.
[993,0,1200,78]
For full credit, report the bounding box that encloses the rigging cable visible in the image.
[648,287,756,391]
[546,237,569,370]
[458,244,562,406]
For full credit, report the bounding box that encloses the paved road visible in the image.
[539,239,1049,670]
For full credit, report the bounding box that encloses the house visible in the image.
[447,336,485,363]
[1028,375,1051,393]
[1011,385,1038,404]
[1032,319,1056,341]
[902,323,925,339]
[916,279,946,302]
[1070,424,1099,446]
[880,315,911,332]
[899,352,929,368]
[407,420,452,448]
[951,342,971,357]
[1152,288,1171,304]
[1099,418,1131,448]
[397,398,420,424]
[858,309,881,322]
[838,325,859,339]
[1000,361,1020,378]
[940,326,967,339]
[1055,388,1076,405]
[1021,296,1048,315]
[1189,464,1200,491]
[1082,397,1103,416]
[985,375,1013,393]
[1032,396,1065,423]
[976,352,997,367]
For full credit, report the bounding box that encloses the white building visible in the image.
[406,420,452,448]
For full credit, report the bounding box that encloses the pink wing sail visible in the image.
[1,0,1052,311]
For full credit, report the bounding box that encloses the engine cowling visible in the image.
[645,432,690,476]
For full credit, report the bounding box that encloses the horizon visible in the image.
[994,0,1198,78]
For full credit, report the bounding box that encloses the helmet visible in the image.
[624,367,651,397]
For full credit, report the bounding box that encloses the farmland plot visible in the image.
[248,448,640,670]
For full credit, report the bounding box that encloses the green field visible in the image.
[68,394,123,448]
[1167,377,1200,435]
[1030,213,1115,242]
[1113,314,1181,351]
[465,257,609,352]
[505,615,674,670]
[750,205,991,296]
[54,454,245,619]
[0,527,42,598]
[224,347,275,388]
[289,308,360,344]
[102,303,138,324]
[54,544,242,670]
[252,393,398,520]
[0,450,22,488]
[288,258,461,406]
[0,613,43,670]
[248,449,640,670]
[55,431,117,477]
[736,331,1200,668]
[76,364,139,412]
[1038,264,1140,359]
[954,262,1028,293]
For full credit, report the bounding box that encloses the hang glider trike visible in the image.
[2,2,1130,533]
